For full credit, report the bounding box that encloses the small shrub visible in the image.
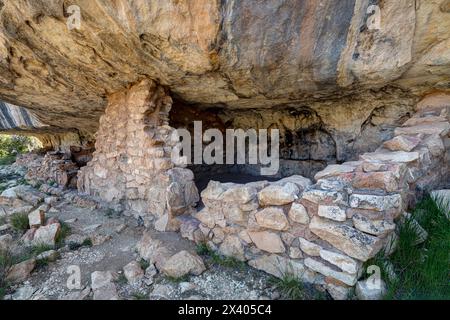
[139,258,150,271]
[269,273,305,300]
[28,244,54,257]
[366,196,450,300]
[81,238,93,247]
[196,242,211,256]
[210,253,246,270]
[196,242,245,270]
[115,273,128,285]
[11,213,29,232]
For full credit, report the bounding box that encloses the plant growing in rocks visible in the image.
[10,213,29,233]
[0,249,13,299]
[366,196,450,300]
[196,242,246,270]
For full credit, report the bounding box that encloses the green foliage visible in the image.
[81,238,93,247]
[369,196,450,300]
[68,238,92,251]
[196,242,245,270]
[10,213,29,232]
[0,155,15,166]
[115,273,128,285]
[139,258,150,271]
[29,244,54,257]
[195,242,210,256]
[269,273,305,300]
[0,134,40,166]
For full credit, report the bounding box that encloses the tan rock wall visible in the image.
[77,80,199,229]
[184,93,450,299]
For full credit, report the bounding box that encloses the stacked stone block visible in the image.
[181,93,450,299]
[77,80,199,230]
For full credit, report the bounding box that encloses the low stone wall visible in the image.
[77,80,199,230]
[16,152,79,189]
[180,93,450,299]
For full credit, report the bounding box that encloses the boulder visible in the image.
[382,135,421,152]
[258,183,299,206]
[136,232,173,269]
[32,223,61,246]
[314,164,357,180]
[309,216,383,261]
[219,235,246,261]
[255,207,289,231]
[91,271,116,290]
[298,238,322,257]
[288,203,310,224]
[249,254,317,283]
[21,227,37,244]
[123,261,144,284]
[360,151,419,163]
[160,251,206,278]
[349,194,402,212]
[304,258,358,286]
[319,249,361,274]
[352,214,396,236]
[288,247,303,259]
[6,258,36,284]
[0,234,13,250]
[275,176,312,190]
[326,283,351,301]
[91,271,119,300]
[317,205,347,222]
[248,231,285,254]
[28,207,46,228]
[301,189,347,206]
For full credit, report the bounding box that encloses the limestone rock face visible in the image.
[0,0,448,143]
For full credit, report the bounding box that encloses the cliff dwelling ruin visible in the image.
[0,0,449,301]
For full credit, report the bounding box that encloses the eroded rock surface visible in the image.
[0,1,448,151]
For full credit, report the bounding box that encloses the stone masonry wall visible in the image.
[181,93,450,299]
[77,80,199,230]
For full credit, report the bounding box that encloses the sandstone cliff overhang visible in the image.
[0,0,448,136]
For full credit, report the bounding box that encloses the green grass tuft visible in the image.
[115,273,128,285]
[368,195,450,300]
[269,273,305,300]
[28,244,54,257]
[195,242,210,256]
[196,242,246,270]
[0,155,16,166]
[139,258,150,271]
[10,213,29,232]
